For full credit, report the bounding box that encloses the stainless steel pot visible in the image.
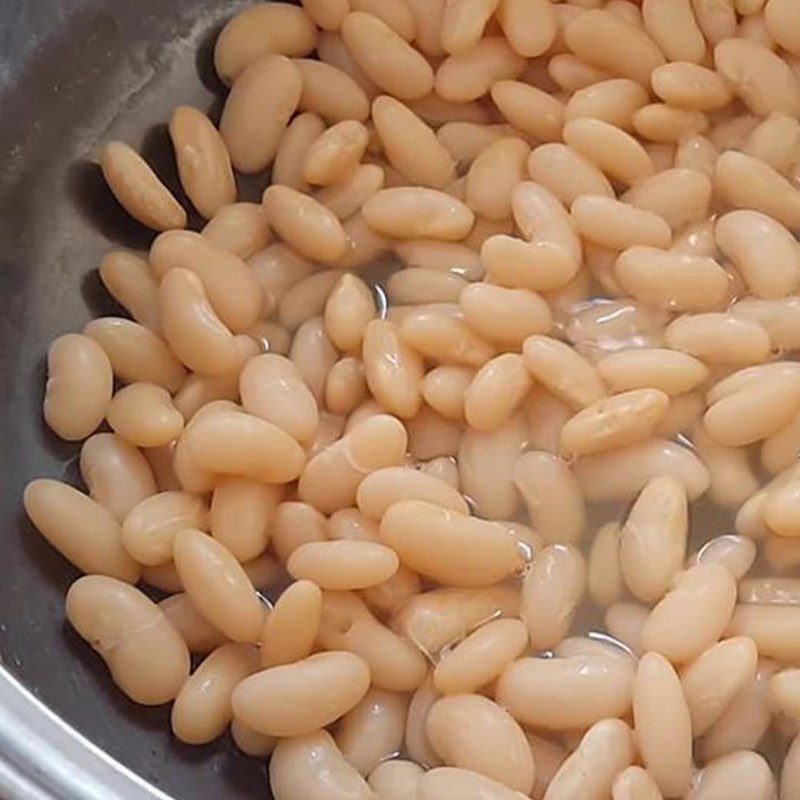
[0,1,268,796]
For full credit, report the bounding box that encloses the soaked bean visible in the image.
[79,433,156,522]
[623,168,712,231]
[682,637,758,736]
[159,592,227,654]
[615,248,729,312]
[67,575,189,705]
[299,414,406,512]
[368,759,424,800]
[426,694,534,794]
[107,383,184,448]
[633,104,709,144]
[522,544,586,651]
[183,405,306,483]
[317,163,385,221]
[642,564,736,663]
[273,113,327,193]
[260,579,321,668]
[433,619,528,696]
[363,187,474,241]
[612,766,663,800]
[400,310,495,367]
[98,251,160,333]
[527,144,613,209]
[324,273,376,351]
[83,317,185,393]
[466,136,530,222]
[727,604,800,662]
[691,535,757,581]
[620,477,688,603]
[231,719,276,758]
[240,353,319,445]
[572,196,671,250]
[220,55,302,173]
[743,113,800,175]
[269,729,373,800]
[548,54,612,94]
[336,689,408,776]
[688,750,775,800]
[169,106,235,220]
[464,354,532,432]
[302,120,369,187]
[715,38,800,117]
[439,0,498,55]
[387,268,468,305]
[294,57,371,123]
[100,142,186,231]
[210,477,281,562]
[435,36,525,103]
[704,370,800,446]
[24,479,140,583]
[495,0,555,56]
[171,643,259,745]
[598,349,708,397]
[564,78,649,131]
[490,82,563,143]
[693,425,760,509]
[325,357,367,416]
[675,135,719,179]
[214,3,317,83]
[417,767,530,800]
[372,95,455,189]
[380,500,523,587]
[546,719,635,800]
[651,63,731,112]
[666,313,771,365]
[202,202,272,260]
[633,652,693,798]
[715,150,800,230]
[496,655,633,731]
[278,270,340,332]
[394,240,482,281]
[605,603,648,657]
[588,522,624,607]
[341,11,433,100]
[287,540,398,590]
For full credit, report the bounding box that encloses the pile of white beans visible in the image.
[21,0,800,797]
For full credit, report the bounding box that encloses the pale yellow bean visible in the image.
[220,55,302,173]
[522,335,605,409]
[715,150,800,230]
[436,122,511,170]
[496,0,555,56]
[633,652,692,798]
[490,82,563,143]
[496,655,633,731]
[715,38,800,116]
[743,113,800,176]
[202,202,273,261]
[325,357,367,416]
[106,383,184,448]
[439,0,498,54]
[615,247,729,312]
[302,120,369,187]
[651,63,731,111]
[605,602,648,657]
[692,751,775,800]
[560,389,669,456]
[214,3,318,83]
[368,760,424,800]
[623,168,712,231]
[273,112,327,193]
[620,477,688,603]
[545,719,635,800]
[270,730,374,799]
[633,104,708,144]
[351,0,415,40]
[693,423,760,508]
[612,767,663,800]
[98,251,160,333]
[363,187,474,241]
[716,210,800,300]
[262,185,349,265]
[24,479,140,582]
[764,0,800,55]
[168,105,235,220]
[171,643,259,744]
[465,136,529,222]
[356,466,467,520]
[278,270,340,332]
[100,142,186,231]
[260,579,321,668]
[318,591,427,691]
[515,451,586,545]
[317,164,385,222]
[681,637,758,736]
[324,273,377,352]
[387,268,467,305]
[421,365,473,420]
[572,196,671,250]
[417,767,530,800]
[704,371,800,447]
[159,592,227,654]
[464,354,532,432]
[210,477,281,562]
[399,309,495,367]
[642,0,705,62]
[642,563,737,664]
[564,9,664,85]
[522,544,586,651]
[66,575,189,704]
[675,135,719,179]
[79,433,156,522]
[337,688,409,776]
[380,500,523,587]
[83,317,185,393]
[295,58,371,123]
[427,694,534,794]
[433,619,527,696]
[548,54,611,94]
[691,0,736,44]
[300,414,407,513]
[527,144,614,209]
[231,719,276,757]
[341,11,433,100]
[691,535,757,581]
[732,296,800,351]
[598,349,708,397]
[394,239,482,282]
[287,540,398,590]
[240,353,319,446]
[564,78,648,131]
[665,313,771,365]
[249,242,318,319]
[588,522,623,607]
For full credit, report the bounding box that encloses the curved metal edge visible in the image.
[0,667,173,800]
